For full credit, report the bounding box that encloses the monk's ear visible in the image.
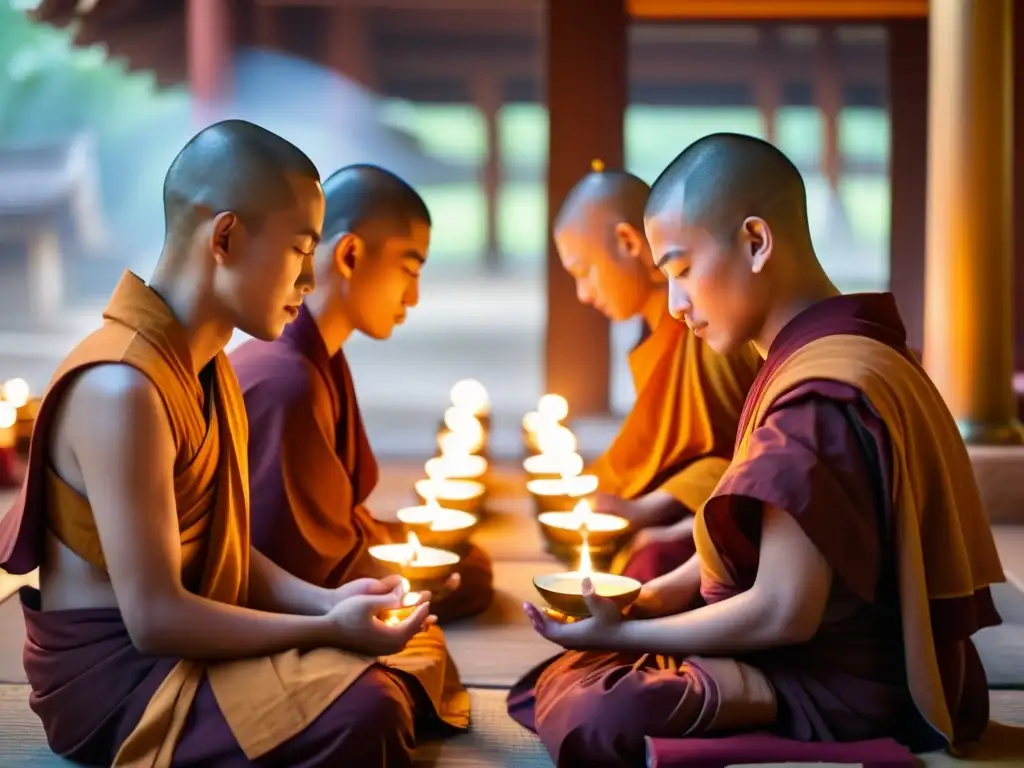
[210,212,241,266]
[613,222,645,260]
[332,233,365,279]
[740,217,772,274]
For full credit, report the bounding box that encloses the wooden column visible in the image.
[1014,4,1024,377]
[923,0,1023,444]
[545,0,625,416]
[474,75,503,270]
[815,26,841,197]
[755,26,780,145]
[187,0,232,124]
[887,19,928,354]
[326,6,376,90]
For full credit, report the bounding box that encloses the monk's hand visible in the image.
[332,574,405,604]
[523,577,624,651]
[325,583,436,656]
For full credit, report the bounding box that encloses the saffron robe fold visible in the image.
[590,304,761,577]
[508,293,1003,767]
[231,305,493,623]
[0,272,468,767]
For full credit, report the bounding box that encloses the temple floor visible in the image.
[1,465,1023,767]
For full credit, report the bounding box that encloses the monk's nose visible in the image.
[667,283,690,321]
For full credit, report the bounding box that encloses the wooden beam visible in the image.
[1015,2,1024,374]
[887,18,928,355]
[545,0,624,416]
[627,0,927,19]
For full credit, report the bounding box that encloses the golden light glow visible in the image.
[0,403,16,430]
[577,538,592,576]
[1,379,29,409]
[536,424,577,455]
[449,379,490,416]
[537,393,569,422]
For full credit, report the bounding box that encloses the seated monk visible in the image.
[552,161,761,582]
[508,133,1005,766]
[0,122,468,767]
[231,164,493,623]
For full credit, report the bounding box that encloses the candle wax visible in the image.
[425,454,487,480]
[538,510,628,533]
[415,478,485,501]
[369,542,460,568]
[397,505,477,532]
[542,572,639,598]
[526,475,598,497]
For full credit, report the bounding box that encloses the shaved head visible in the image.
[646,132,811,248]
[162,119,320,242]
[556,165,650,234]
[321,164,431,244]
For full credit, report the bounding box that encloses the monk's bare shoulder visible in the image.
[51,364,171,493]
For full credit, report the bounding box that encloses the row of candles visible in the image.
[367,380,640,622]
[0,379,35,487]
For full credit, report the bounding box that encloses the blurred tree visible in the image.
[0,0,191,258]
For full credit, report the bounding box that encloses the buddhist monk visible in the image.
[508,133,1005,766]
[231,164,494,623]
[0,121,469,767]
[553,161,761,581]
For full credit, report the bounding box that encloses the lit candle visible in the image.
[449,379,490,419]
[397,496,478,551]
[438,409,486,455]
[522,393,570,454]
[415,461,486,514]
[538,498,629,549]
[429,432,488,481]
[2,379,30,409]
[526,468,599,514]
[533,539,642,619]
[0,401,16,448]
[381,577,424,626]
[368,531,461,594]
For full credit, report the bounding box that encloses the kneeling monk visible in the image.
[0,122,468,767]
[509,133,1004,766]
[231,164,494,623]
[553,161,761,582]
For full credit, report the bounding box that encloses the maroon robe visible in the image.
[508,293,1001,767]
[231,305,493,623]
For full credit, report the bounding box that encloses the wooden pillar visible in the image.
[923,0,1023,444]
[1014,4,1024,376]
[474,76,503,270]
[545,0,625,416]
[755,26,780,145]
[887,19,928,354]
[325,6,376,90]
[187,0,232,124]
[815,26,841,196]
[254,4,280,50]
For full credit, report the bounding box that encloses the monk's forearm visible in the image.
[615,586,797,656]
[249,547,334,616]
[130,590,332,659]
[646,551,701,596]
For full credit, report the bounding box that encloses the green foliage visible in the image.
[0,0,191,251]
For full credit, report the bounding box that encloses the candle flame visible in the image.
[536,424,577,456]
[569,498,594,529]
[577,537,593,576]
[449,379,490,415]
[538,393,569,422]
[2,379,29,409]
[407,531,422,565]
[438,429,475,458]
[557,453,585,480]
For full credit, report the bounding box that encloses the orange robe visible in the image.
[589,304,761,578]
[0,272,468,767]
[509,293,1003,766]
[231,305,493,623]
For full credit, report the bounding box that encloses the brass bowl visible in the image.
[533,572,642,619]
[537,511,630,549]
[526,476,599,516]
[398,509,479,552]
[414,479,487,514]
[368,543,460,594]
